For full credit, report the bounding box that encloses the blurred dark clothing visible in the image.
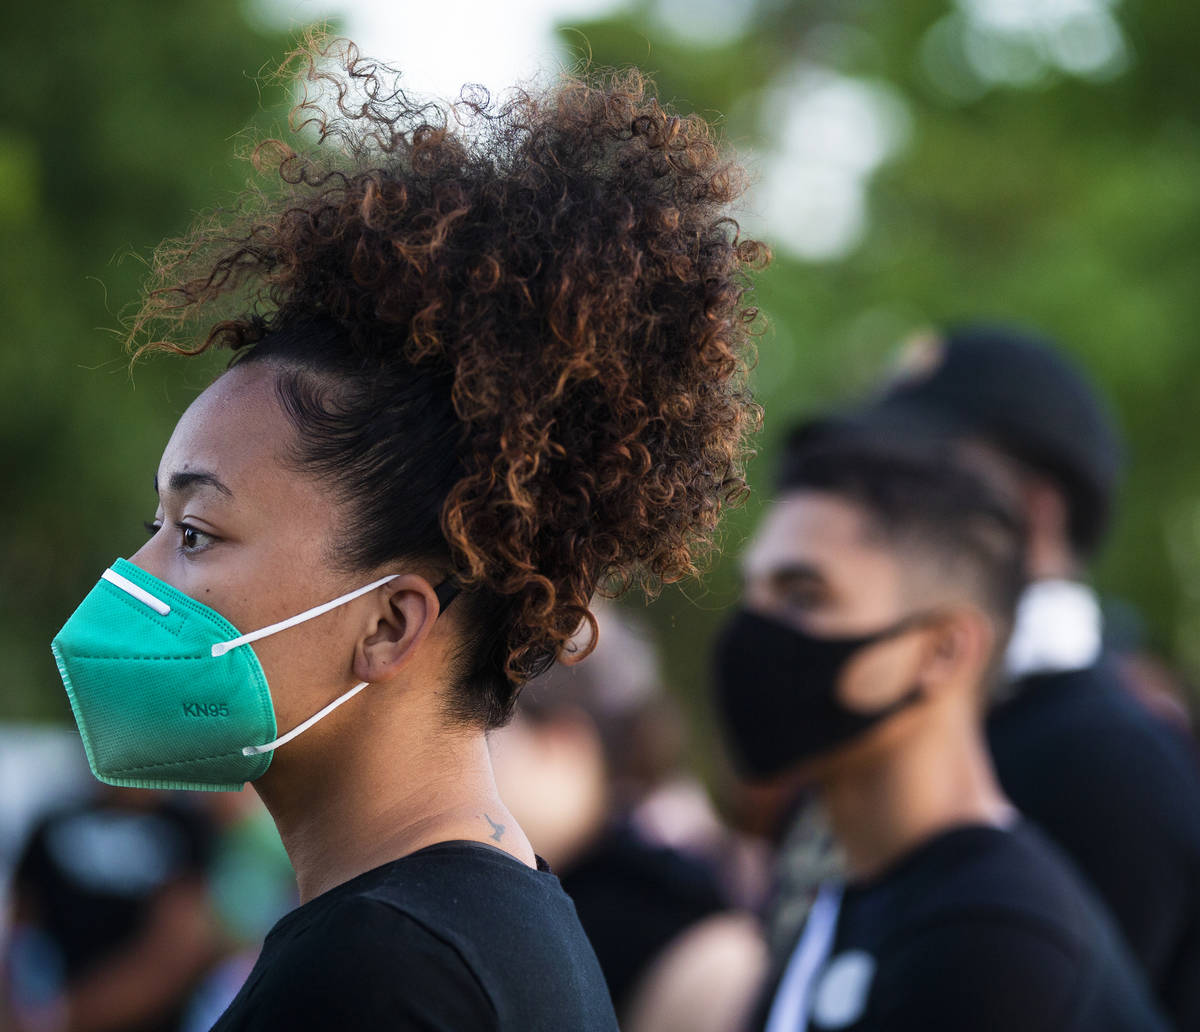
[8,796,215,1032]
[989,656,1200,1029]
[757,823,1166,1032]
[760,799,842,962]
[209,841,617,1032]
[560,820,727,1016]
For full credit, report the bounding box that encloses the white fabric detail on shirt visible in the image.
[765,883,843,1032]
[1004,579,1102,680]
[811,950,876,1029]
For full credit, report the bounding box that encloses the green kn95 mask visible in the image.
[50,557,407,792]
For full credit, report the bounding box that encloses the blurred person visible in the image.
[1116,649,1195,734]
[491,602,767,1032]
[1102,599,1194,736]
[46,39,765,1032]
[817,323,1200,1026]
[0,726,92,932]
[2,786,220,1032]
[712,438,1167,1031]
[176,792,295,1032]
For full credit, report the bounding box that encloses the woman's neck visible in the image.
[255,692,535,903]
[819,703,1014,883]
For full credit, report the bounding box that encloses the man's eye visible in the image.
[784,585,825,611]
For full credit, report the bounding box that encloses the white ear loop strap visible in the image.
[214,572,459,759]
[211,574,398,658]
[242,681,368,756]
[213,575,396,758]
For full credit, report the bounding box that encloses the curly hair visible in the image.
[130,38,767,727]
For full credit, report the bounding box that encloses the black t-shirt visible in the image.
[210,840,618,1032]
[560,821,726,1015]
[988,658,1200,1028]
[761,823,1167,1032]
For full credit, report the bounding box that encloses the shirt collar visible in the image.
[1004,579,1103,680]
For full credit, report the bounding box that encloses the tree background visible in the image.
[4,1,1198,754]
[0,2,292,717]
[555,0,1200,753]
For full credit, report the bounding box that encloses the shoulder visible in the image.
[368,843,592,954]
[894,824,1084,928]
[854,827,1102,1025]
[244,894,496,1031]
[991,666,1200,838]
[867,911,1082,1032]
[995,662,1190,770]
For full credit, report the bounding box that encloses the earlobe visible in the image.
[922,611,993,693]
[916,620,965,696]
[353,575,441,684]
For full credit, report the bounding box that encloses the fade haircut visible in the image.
[778,429,1027,648]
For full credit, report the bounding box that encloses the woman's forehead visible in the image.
[156,364,308,506]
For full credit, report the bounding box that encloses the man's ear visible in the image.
[917,607,996,697]
[352,574,442,684]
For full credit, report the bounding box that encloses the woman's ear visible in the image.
[353,574,443,684]
[917,607,996,697]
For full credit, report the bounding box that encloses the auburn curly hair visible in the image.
[130,38,767,727]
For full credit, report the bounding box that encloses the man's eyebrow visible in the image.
[153,470,234,498]
[739,559,826,589]
[767,561,826,586]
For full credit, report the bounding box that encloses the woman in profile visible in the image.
[50,38,765,1031]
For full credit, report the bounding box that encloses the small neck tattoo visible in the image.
[484,813,506,842]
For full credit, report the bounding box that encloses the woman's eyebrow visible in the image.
[153,470,234,498]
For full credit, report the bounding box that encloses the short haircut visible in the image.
[778,430,1027,639]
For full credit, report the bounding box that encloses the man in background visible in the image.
[714,436,1165,1030]
[3,785,221,1032]
[808,324,1200,1027]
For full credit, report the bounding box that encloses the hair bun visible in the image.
[131,37,767,725]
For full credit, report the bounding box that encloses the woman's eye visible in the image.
[143,520,162,539]
[177,523,215,554]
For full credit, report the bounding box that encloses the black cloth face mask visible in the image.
[712,607,934,781]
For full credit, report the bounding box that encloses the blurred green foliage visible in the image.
[1,2,295,719]
[4,1,1199,737]
[556,0,1200,748]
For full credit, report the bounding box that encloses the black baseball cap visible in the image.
[791,324,1123,556]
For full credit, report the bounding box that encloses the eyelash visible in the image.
[143,520,215,555]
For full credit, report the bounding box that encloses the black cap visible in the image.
[795,324,1123,556]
